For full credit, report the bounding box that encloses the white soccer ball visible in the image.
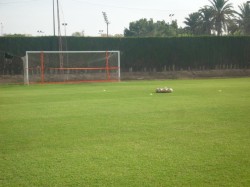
[168,88,173,92]
[155,88,161,93]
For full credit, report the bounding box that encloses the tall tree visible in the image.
[154,20,177,37]
[124,18,154,37]
[209,0,236,36]
[199,6,214,35]
[237,2,250,35]
[124,18,178,37]
[184,12,202,35]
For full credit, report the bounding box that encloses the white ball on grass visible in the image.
[168,88,173,92]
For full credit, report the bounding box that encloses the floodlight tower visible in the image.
[169,14,174,23]
[53,0,56,36]
[62,23,68,62]
[102,11,110,37]
[56,0,63,67]
[62,23,68,36]
[37,30,44,36]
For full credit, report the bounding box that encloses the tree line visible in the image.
[124,0,250,37]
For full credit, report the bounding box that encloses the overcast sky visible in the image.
[0,0,247,36]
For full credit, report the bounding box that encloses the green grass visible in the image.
[1,78,250,186]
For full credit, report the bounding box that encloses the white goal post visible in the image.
[24,51,120,84]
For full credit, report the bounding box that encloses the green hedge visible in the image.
[0,36,250,74]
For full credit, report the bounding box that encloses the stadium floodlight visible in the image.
[37,30,44,36]
[169,14,174,23]
[52,0,55,36]
[62,23,67,36]
[24,51,120,84]
[102,12,110,37]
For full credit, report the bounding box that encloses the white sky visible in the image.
[0,0,247,36]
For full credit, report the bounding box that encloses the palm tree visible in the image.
[199,6,214,35]
[237,2,250,35]
[209,0,236,36]
[184,12,202,35]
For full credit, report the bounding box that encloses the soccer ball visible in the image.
[155,88,161,93]
[168,88,173,93]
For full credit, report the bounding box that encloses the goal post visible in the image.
[24,51,120,84]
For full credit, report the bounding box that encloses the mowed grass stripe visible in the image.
[0,78,250,186]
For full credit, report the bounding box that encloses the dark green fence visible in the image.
[0,36,250,75]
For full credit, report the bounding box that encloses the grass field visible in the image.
[1,78,250,186]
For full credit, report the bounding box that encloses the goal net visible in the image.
[24,51,120,84]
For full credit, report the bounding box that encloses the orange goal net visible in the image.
[24,51,120,84]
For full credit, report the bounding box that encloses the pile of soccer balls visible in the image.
[155,87,173,93]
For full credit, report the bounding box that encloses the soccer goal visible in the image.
[24,51,120,84]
